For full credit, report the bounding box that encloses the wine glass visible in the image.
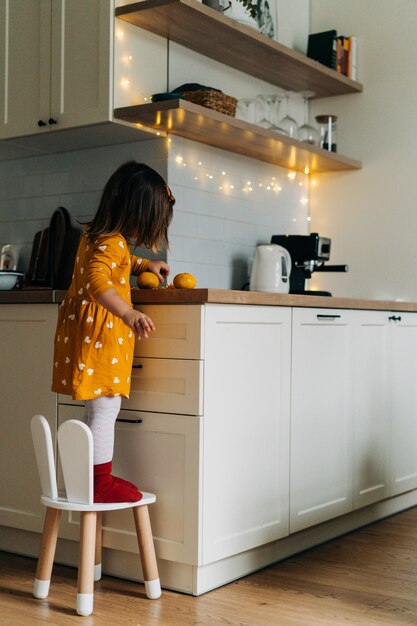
[297,91,320,145]
[277,92,298,138]
[236,98,256,124]
[255,94,276,129]
[268,92,289,135]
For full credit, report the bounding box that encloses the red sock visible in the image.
[93,461,143,503]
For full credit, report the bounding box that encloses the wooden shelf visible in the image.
[114,99,362,173]
[116,0,363,98]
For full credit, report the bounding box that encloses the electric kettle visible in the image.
[249,244,292,293]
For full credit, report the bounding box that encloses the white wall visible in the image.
[167,136,309,289]
[309,0,417,301]
[0,139,167,272]
[0,136,308,288]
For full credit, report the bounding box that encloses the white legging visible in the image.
[84,396,122,465]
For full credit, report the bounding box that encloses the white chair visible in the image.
[31,414,161,617]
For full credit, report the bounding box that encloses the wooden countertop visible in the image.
[130,288,417,312]
[0,288,55,304]
[1,288,417,312]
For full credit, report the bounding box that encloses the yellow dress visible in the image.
[51,232,149,400]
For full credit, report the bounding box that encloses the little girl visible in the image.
[52,161,175,503]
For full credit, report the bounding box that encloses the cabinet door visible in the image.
[389,312,417,495]
[353,311,390,508]
[58,405,201,565]
[290,308,354,533]
[202,304,291,564]
[49,0,112,129]
[0,0,51,138]
[0,304,57,532]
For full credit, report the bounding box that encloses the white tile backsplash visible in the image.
[167,136,309,289]
[0,134,309,287]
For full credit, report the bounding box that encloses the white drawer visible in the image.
[122,357,203,416]
[133,304,204,359]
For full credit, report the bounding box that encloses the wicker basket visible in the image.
[179,89,238,117]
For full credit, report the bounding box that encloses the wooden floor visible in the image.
[2,507,417,625]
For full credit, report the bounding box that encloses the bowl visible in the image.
[0,271,24,290]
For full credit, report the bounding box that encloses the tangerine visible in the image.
[173,273,197,289]
[136,272,159,289]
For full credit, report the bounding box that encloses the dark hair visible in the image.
[85,161,175,250]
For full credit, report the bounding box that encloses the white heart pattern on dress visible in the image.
[106,321,113,328]
[87,368,94,376]
[111,262,117,269]
[64,337,69,343]
[118,338,123,344]
[65,357,70,364]
[111,357,118,364]
[119,240,124,248]
[87,316,94,323]
[114,377,120,383]
[78,363,85,370]
[95,342,102,349]
[61,379,67,386]
[99,245,107,251]
[84,336,91,344]
[120,277,126,285]
[78,288,83,295]
[93,388,102,395]
[68,314,75,320]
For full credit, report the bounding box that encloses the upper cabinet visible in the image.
[0,0,112,140]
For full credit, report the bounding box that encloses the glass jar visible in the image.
[315,115,337,152]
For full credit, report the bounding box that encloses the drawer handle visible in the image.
[132,364,143,369]
[388,315,402,322]
[317,314,341,320]
[116,418,142,424]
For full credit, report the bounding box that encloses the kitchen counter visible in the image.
[1,287,417,312]
[0,288,56,304]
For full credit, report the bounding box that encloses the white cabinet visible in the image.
[57,303,292,584]
[0,0,112,139]
[290,308,354,532]
[291,307,417,531]
[57,404,201,565]
[388,312,417,495]
[352,311,390,509]
[202,304,291,563]
[0,304,57,532]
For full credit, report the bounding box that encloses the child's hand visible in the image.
[122,309,155,340]
[147,260,170,283]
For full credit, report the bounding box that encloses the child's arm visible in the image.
[85,236,154,339]
[97,288,154,339]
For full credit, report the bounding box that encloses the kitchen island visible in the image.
[1,289,417,595]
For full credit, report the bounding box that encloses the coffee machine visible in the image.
[270,233,348,296]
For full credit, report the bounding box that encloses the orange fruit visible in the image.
[173,273,197,289]
[136,272,159,289]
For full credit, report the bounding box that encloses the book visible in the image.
[348,36,358,80]
[307,30,337,69]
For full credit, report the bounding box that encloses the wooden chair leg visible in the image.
[77,511,97,616]
[132,505,161,599]
[33,507,61,599]
[94,512,102,581]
